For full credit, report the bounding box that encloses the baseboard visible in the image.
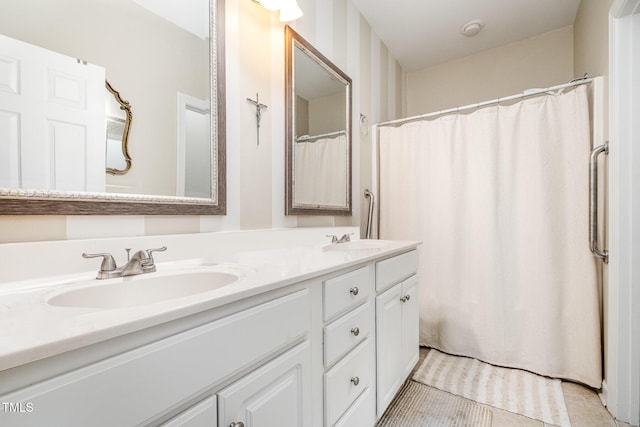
[599,379,608,407]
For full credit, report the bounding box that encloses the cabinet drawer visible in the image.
[324,302,373,368]
[375,250,418,292]
[323,267,371,321]
[324,338,374,427]
[0,290,309,427]
[334,386,375,427]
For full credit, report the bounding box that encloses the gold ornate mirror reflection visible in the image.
[105,80,132,176]
[285,26,352,216]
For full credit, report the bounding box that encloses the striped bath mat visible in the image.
[412,349,571,427]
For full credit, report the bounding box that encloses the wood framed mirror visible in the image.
[0,0,225,215]
[285,25,352,216]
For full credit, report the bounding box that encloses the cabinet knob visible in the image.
[401,294,411,303]
[405,294,411,301]
[230,422,245,427]
[351,376,360,386]
[351,327,360,337]
[349,286,359,296]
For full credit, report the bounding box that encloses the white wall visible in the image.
[607,0,640,424]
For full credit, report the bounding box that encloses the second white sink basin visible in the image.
[48,270,239,309]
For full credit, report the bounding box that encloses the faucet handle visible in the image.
[339,233,354,242]
[82,252,117,272]
[144,246,167,265]
[326,235,339,243]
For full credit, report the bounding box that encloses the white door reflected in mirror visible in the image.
[177,92,212,198]
[0,34,106,193]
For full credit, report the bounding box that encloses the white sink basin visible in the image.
[322,240,389,252]
[48,271,239,309]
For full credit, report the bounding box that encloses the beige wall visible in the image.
[0,0,404,243]
[309,92,347,134]
[573,0,613,390]
[406,26,574,116]
[574,0,612,80]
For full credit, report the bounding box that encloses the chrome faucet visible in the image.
[83,246,167,279]
[326,233,353,244]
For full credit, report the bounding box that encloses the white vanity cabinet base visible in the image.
[0,290,309,427]
[375,250,418,293]
[333,386,375,427]
[324,338,374,427]
[376,272,419,418]
[401,275,419,376]
[376,283,405,414]
[217,341,312,427]
[323,266,370,321]
[323,301,372,368]
[161,396,217,427]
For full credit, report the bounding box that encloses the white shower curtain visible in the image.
[379,85,602,388]
[295,134,348,207]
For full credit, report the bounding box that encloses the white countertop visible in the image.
[0,239,419,372]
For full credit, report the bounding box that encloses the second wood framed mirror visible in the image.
[285,26,352,216]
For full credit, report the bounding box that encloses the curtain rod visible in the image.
[376,77,595,128]
[296,129,346,142]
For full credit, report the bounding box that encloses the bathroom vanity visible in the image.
[0,231,418,426]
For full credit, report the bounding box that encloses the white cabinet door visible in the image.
[401,275,419,379]
[0,34,106,192]
[161,396,217,427]
[217,341,312,427]
[375,274,420,419]
[375,282,404,416]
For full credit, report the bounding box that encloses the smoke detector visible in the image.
[460,19,484,37]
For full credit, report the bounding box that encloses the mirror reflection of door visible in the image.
[0,34,106,192]
[176,92,211,198]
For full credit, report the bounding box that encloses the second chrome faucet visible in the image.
[83,246,167,279]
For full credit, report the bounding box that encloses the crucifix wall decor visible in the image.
[246,93,268,146]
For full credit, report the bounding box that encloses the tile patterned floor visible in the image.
[378,347,634,427]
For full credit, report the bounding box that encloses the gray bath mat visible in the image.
[377,380,492,427]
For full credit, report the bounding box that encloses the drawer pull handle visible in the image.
[230,422,245,427]
[351,376,360,386]
[350,287,359,296]
[351,327,360,336]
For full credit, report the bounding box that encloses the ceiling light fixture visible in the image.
[460,19,484,37]
[253,0,303,22]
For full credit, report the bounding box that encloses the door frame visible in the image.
[607,1,640,424]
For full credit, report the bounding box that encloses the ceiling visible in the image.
[350,0,581,72]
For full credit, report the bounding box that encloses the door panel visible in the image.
[401,275,419,378]
[375,283,403,416]
[217,341,312,427]
[0,33,105,192]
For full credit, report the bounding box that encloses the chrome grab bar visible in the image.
[364,189,375,239]
[589,142,609,263]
